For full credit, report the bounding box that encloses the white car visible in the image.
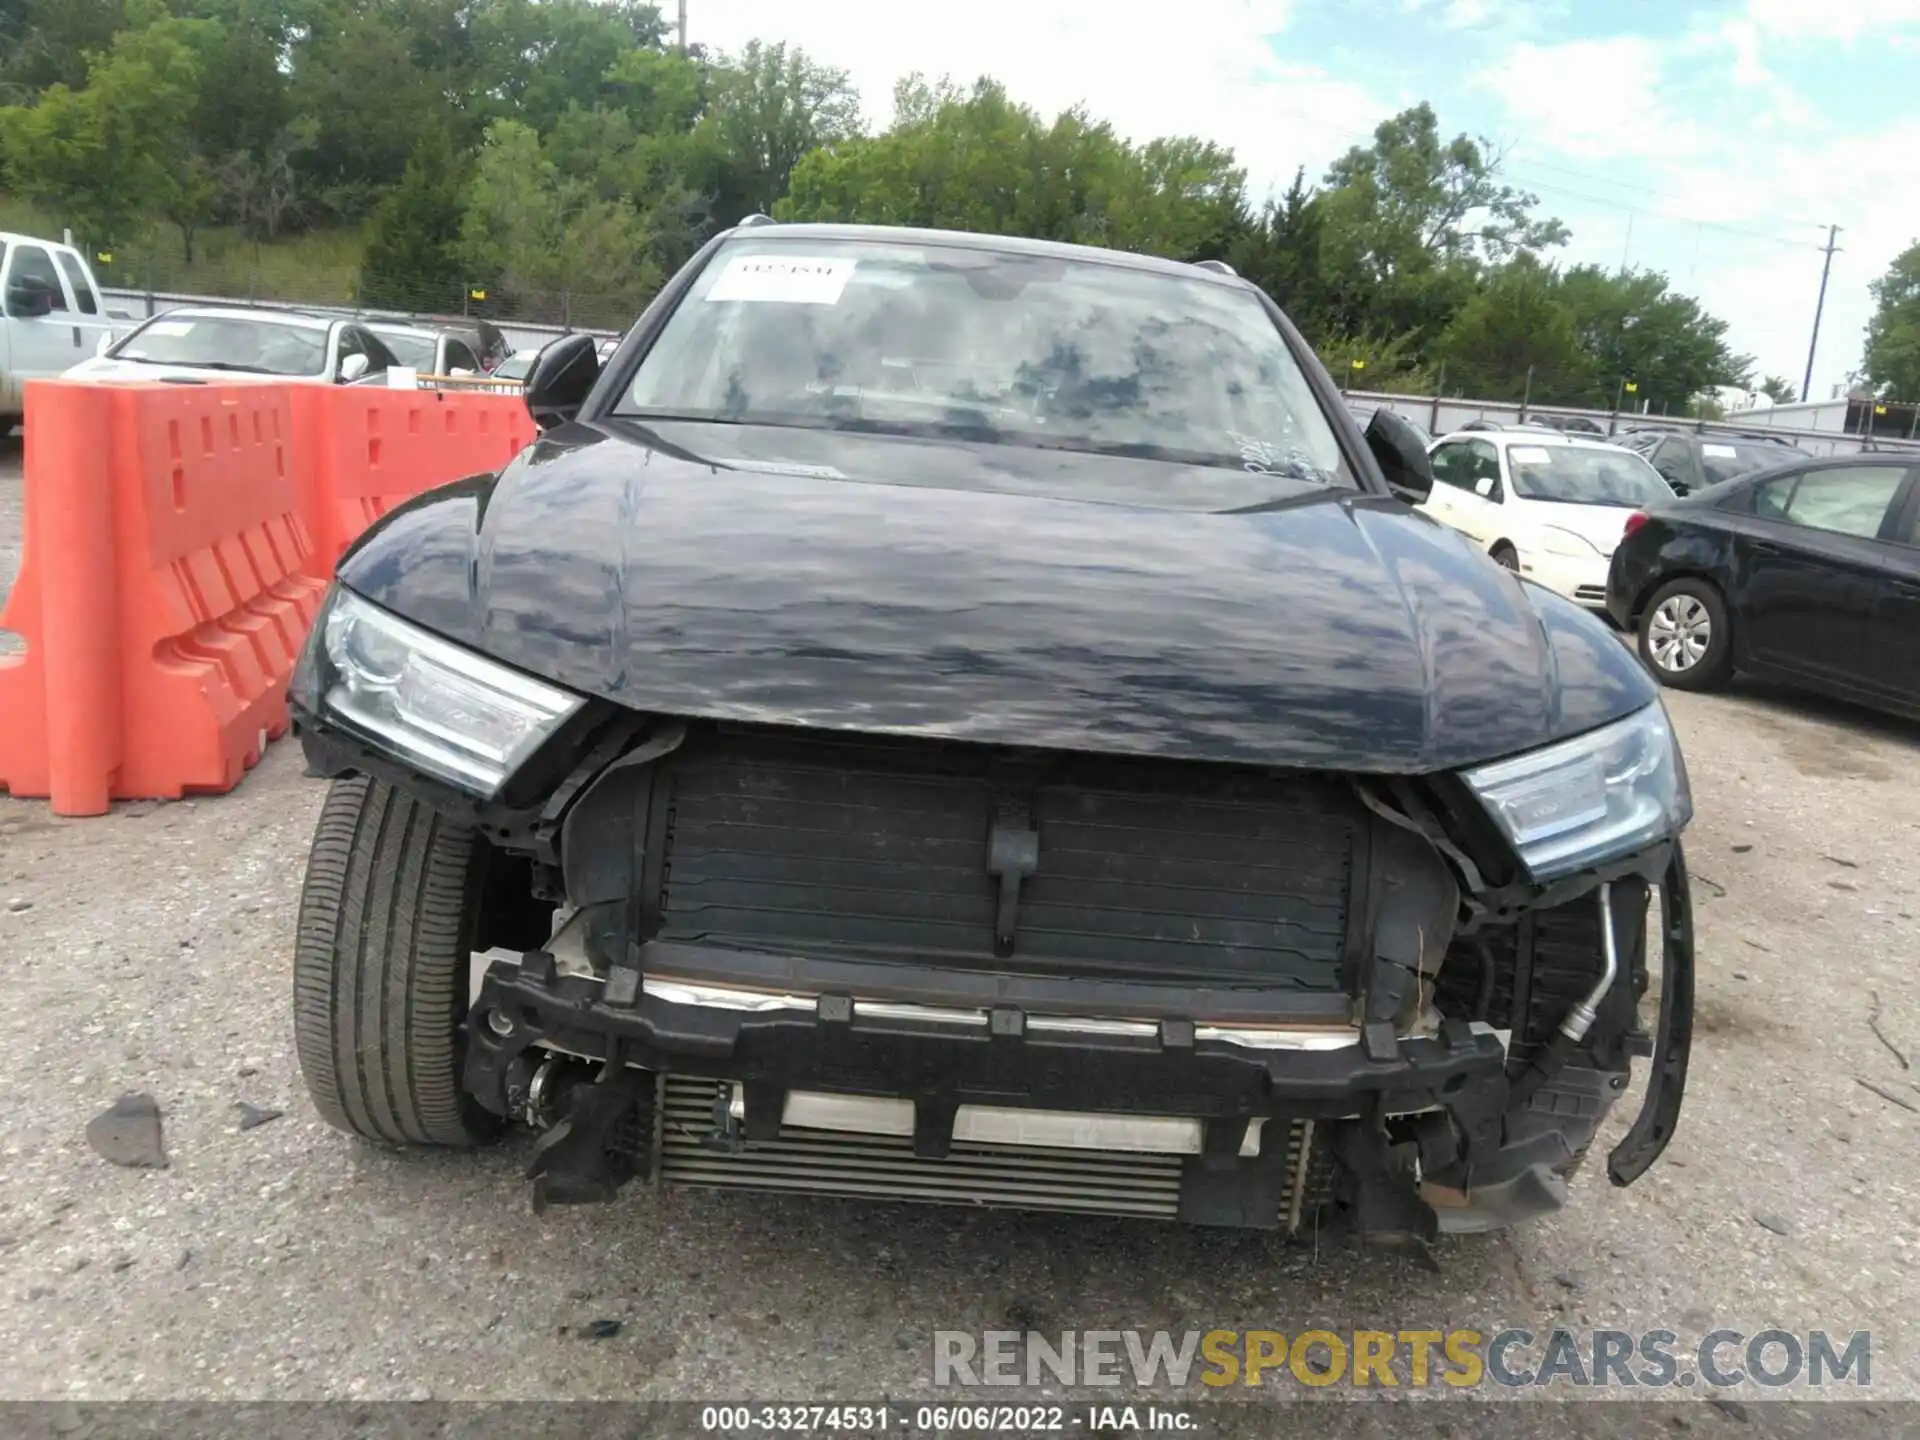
[365,324,485,378]
[64,306,400,388]
[1418,429,1676,612]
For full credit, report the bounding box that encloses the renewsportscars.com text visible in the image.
[933,1328,1872,1391]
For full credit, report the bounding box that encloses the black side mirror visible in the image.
[525,333,600,431]
[1365,408,1433,503]
[7,278,55,318]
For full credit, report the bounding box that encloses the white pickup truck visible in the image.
[1,232,130,426]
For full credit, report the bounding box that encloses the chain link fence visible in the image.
[92,247,645,336]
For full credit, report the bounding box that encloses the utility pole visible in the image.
[677,0,687,51]
[1801,224,1842,403]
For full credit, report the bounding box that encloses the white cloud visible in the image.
[1480,37,1706,161]
[1744,0,1920,42]
[687,0,1393,202]
[1484,17,1920,396]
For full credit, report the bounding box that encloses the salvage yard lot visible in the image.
[0,450,1917,1427]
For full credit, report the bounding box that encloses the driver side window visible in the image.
[1430,442,1474,490]
[1468,439,1503,501]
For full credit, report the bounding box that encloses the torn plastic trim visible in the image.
[1354,779,1676,933]
[1607,843,1693,1187]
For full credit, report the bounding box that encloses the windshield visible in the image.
[1506,443,1673,507]
[1702,441,1789,484]
[110,314,329,377]
[619,238,1350,492]
[371,330,437,370]
[494,352,537,381]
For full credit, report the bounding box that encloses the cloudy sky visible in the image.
[689,0,1920,402]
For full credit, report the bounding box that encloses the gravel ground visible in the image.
[0,451,1915,1431]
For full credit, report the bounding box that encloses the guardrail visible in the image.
[98,286,619,359]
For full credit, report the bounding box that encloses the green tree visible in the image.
[1315,329,1435,394]
[1758,374,1800,404]
[779,74,1246,260]
[1559,265,1752,413]
[1863,241,1920,401]
[1228,168,1335,340]
[459,118,658,321]
[1437,254,1590,403]
[359,126,472,311]
[285,1,456,220]
[0,0,129,100]
[0,7,204,250]
[1313,103,1567,349]
[468,0,669,135]
[693,40,861,226]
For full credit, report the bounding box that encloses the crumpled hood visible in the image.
[336,423,1657,774]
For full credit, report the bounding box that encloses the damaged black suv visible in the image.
[289,221,1695,1247]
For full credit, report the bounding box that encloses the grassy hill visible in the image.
[0,198,365,305]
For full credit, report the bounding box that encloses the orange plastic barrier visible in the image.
[0,382,326,814]
[0,380,536,815]
[292,386,536,580]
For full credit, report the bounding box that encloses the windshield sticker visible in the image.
[705,255,856,306]
[144,320,194,337]
[1509,446,1553,464]
[716,457,848,480]
[1227,431,1324,481]
[1701,443,1738,458]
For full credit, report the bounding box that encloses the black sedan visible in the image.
[1607,452,1920,716]
[286,222,1695,1247]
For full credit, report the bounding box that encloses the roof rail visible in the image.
[1191,258,1236,276]
[737,213,778,228]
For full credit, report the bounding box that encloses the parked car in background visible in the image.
[1534,415,1606,437]
[367,324,485,377]
[63,307,400,388]
[1617,429,1798,496]
[1608,453,1920,715]
[419,317,512,372]
[1421,429,1675,612]
[490,348,544,382]
[1,231,126,423]
[287,220,1694,1247]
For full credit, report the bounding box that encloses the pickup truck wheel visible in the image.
[1490,542,1519,570]
[1637,578,1732,691]
[293,776,502,1147]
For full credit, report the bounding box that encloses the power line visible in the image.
[1508,173,1824,252]
[1504,152,1831,232]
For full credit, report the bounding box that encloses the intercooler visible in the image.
[654,1076,1335,1231]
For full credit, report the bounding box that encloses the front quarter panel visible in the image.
[1522,581,1661,740]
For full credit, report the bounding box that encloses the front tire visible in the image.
[1637,578,1732,691]
[293,776,502,1147]
[1490,542,1519,571]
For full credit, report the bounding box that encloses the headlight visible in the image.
[1463,703,1690,880]
[1537,527,1600,559]
[305,588,585,797]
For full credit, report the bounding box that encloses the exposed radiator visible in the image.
[655,1076,1330,1230]
[653,726,1360,992]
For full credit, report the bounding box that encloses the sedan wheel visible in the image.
[1637,578,1732,691]
[1648,595,1710,672]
